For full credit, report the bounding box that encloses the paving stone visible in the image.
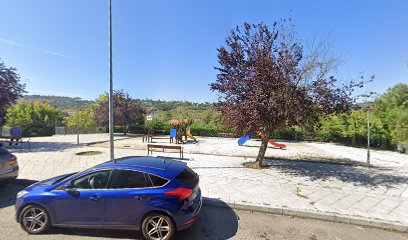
[7,134,408,225]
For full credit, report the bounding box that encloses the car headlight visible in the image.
[16,190,28,199]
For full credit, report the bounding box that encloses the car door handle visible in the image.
[90,195,101,201]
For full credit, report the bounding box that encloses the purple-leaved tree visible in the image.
[0,59,26,126]
[94,90,145,135]
[210,20,368,168]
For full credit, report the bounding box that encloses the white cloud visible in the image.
[0,37,78,61]
[42,50,78,61]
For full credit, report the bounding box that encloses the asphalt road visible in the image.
[1,180,407,240]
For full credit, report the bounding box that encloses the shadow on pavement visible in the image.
[176,201,238,239]
[41,200,239,239]
[6,142,83,154]
[0,179,38,208]
[266,159,408,187]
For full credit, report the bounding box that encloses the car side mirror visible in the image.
[63,183,73,190]
[64,183,80,197]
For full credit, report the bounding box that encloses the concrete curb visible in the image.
[202,197,408,233]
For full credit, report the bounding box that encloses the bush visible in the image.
[144,119,168,132]
[190,126,219,137]
[5,101,64,137]
[271,127,305,141]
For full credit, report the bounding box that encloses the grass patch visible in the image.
[242,161,269,169]
[76,151,102,156]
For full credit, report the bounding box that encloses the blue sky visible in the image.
[0,0,407,102]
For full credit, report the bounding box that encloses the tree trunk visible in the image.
[255,134,270,168]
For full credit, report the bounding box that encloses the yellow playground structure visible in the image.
[169,119,197,144]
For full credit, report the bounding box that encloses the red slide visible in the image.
[258,133,287,149]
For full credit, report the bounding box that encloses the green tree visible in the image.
[66,104,97,127]
[145,118,168,131]
[317,109,387,147]
[5,101,64,137]
[373,84,408,144]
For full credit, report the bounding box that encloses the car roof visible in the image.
[97,156,187,178]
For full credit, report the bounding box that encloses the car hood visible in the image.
[25,173,75,191]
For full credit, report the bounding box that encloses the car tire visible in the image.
[19,205,51,234]
[142,212,175,240]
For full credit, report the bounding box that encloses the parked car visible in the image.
[15,156,201,240]
[0,146,19,183]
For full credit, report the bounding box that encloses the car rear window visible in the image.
[176,166,198,187]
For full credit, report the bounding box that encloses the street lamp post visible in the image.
[108,0,115,161]
[366,106,371,167]
[76,98,81,145]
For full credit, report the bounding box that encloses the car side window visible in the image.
[112,170,147,189]
[71,170,112,190]
[147,174,168,187]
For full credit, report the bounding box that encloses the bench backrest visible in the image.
[148,144,182,150]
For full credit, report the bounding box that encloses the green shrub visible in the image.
[190,126,219,137]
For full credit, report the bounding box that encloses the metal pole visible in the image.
[367,107,371,166]
[77,102,80,145]
[108,0,115,161]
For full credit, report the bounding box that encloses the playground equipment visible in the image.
[186,126,197,141]
[237,131,286,149]
[258,132,286,149]
[169,119,197,144]
[237,131,256,146]
[169,119,183,144]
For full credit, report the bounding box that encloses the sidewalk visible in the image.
[9,134,408,231]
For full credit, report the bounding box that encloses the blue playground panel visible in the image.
[170,128,177,138]
[238,135,250,146]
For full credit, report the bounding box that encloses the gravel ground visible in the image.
[90,135,408,168]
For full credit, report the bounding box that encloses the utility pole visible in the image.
[108,0,115,161]
[76,98,81,145]
[366,106,371,167]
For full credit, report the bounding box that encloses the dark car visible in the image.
[0,146,19,183]
[15,156,201,240]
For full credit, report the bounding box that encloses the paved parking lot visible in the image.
[4,134,408,228]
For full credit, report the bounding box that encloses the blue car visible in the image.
[15,156,201,240]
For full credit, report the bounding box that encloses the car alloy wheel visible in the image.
[20,205,50,234]
[142,213,175,240]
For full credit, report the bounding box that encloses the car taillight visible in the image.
[164,187,193,200]
[8,156,17,165]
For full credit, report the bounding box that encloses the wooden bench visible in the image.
[147,144,184,159]
[142,135,152,143]
[0,136,31,148]
[217,132,235,138]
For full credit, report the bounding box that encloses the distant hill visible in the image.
[19,95,218,122]
[20,95,94,110]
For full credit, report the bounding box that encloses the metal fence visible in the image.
[1,127,11,136]
[55,126,107,135]
[397,144,408,154]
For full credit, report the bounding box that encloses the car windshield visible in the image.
[53,172,77,185]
